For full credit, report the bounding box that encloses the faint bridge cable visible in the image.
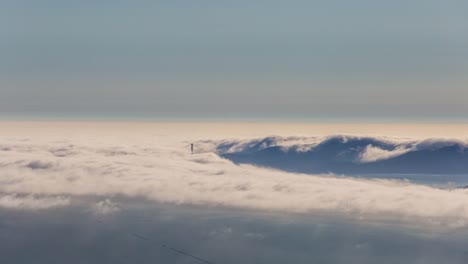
[132,233,215,264]
[96,219,216,264]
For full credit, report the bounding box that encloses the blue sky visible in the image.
[1,0,467,119]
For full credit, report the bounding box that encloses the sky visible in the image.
[1,0,467,120]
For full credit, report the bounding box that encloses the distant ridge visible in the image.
[214,136,468,175]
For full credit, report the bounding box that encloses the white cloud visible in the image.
[0,194,70,210]
[0,125,468,226]
[358,144,412,163]
[92,199,121,215]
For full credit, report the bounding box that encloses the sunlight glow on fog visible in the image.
[1,122,468,227]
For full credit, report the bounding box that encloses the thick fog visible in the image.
[1,122,468,263]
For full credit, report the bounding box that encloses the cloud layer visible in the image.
[1,128,468,226]
[0,194,69,210]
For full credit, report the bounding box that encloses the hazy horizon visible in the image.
[2,0,467,120]
[1,111,468,123]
